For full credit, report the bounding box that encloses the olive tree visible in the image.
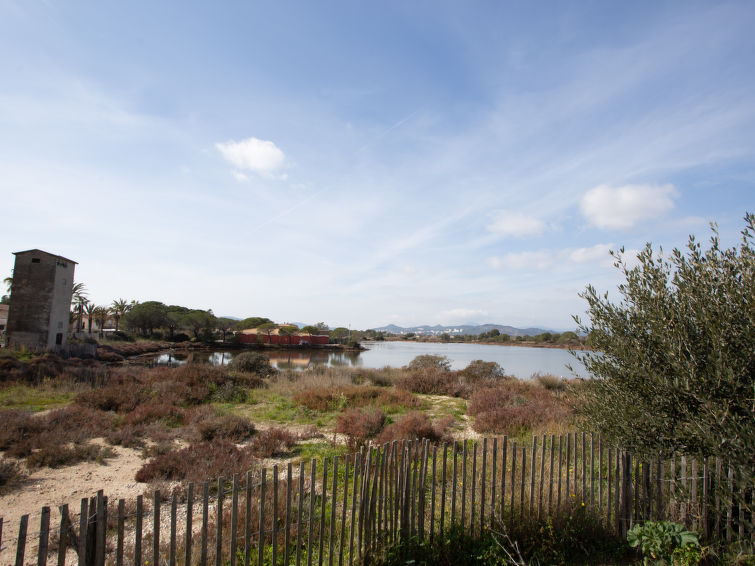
[574,214,754,487]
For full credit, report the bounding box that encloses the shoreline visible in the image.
[379,338,590,351]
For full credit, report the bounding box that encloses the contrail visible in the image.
[358,108,421,152]
[250,188,324,232]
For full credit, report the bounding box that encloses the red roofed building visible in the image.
[239,327,329,346]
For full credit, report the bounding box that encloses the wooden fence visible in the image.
[2,433,753,565]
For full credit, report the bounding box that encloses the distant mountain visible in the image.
[371,323,551,337]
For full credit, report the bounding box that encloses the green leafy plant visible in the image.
[627,521,700,565]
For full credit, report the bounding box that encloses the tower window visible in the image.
[31,258,40,263]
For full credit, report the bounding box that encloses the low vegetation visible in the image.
[375,504,630,566]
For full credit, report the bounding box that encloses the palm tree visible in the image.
[83,302,96,335]
[70,282,89,333]
[93,306,110,338]
[110,298,131,332]
[2,275,12,305]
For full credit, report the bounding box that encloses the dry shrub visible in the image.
[1,406,115,459]
[26,442,114,469]
[0,355,25,381]
[468,381,571,435]
[335,408,386,450]
[124,401,185,427]
[395,368,471,398]
[0,458,26,493]
[141,439,180,459]
[293,385,420,412]
[135,440,259,483]
[246,427,298,458]
[96,349,125,362]
[533,372,567,392]
[77,382,148,412]
[297,425,323,440]
[199,414,256,442]
[105,425,146,448]
[0,353,109,384]
[102,341,172,357]
[0,409,44,453]
[376,412,453,444]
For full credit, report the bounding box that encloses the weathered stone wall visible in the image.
[6,250,75,350]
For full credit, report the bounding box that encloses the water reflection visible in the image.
[153,348,361,370]
[150,342,588,379]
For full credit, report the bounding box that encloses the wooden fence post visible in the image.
[37,506,50,566]
[14,514,28,566]
[619,452,632,537]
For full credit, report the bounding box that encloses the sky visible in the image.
[1,1,754,330]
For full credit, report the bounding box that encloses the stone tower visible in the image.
[6,249,77,351]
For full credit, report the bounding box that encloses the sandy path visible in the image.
[0,442,147,563]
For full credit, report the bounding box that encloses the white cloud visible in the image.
[569,243,614,264]
[486,210,545,238]
[580,184,677,229]
[216,137,285,175]
[232,170,249,182]
[487,251,552,270]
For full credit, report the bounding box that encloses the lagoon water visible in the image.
[155,341,589,379]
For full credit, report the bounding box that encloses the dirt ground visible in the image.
[0,408,476,564]
[0,442,146,563]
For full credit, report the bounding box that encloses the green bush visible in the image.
[109,330,135,342]
[373,505,629,566]
[575,215,755,483]
[407,354,452,371]
[627,521,700,566]
[228,352,276,376]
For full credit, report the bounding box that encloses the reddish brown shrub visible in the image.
[199,415,256,442]
[26,442,114,469]
[96,350,125,362]
[105,425,146,448]
[76,382,148,412]
[246,427,298,458]
[335,409,386,449]
[0,459,25,493]
[0,356,24,381]
[467,382,571,435]
[395,368,471,398]
[135,440,259,483]
[185,404,217,423]
[124,402,185,427]
[0,409,43,454]
[376,412,453,444]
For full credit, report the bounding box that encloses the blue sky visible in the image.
[2,1,754,330]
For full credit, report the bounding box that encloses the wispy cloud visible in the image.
[580,184,677,229]
[488,251,552,270]
[488,243,616,271]
[436,308,488,324]
[486,210,546,238]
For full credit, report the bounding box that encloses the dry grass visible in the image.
[293,384,421,413]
